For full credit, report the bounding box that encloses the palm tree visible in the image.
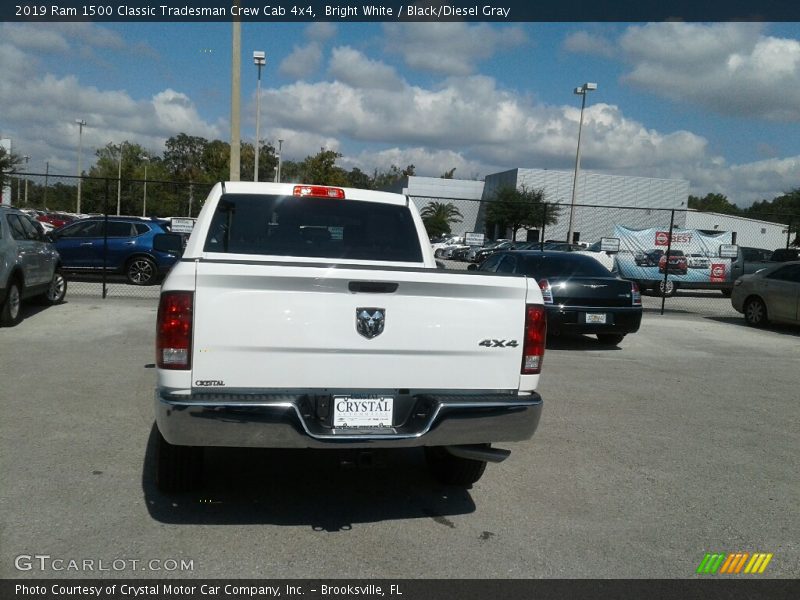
[420,201,463,237]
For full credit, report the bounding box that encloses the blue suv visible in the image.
[50,217,181,285]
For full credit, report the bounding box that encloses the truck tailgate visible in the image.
[191,262,530,391]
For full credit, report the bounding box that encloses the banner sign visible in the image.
[613,225,735,286]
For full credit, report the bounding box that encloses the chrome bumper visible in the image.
[155,390,543,449]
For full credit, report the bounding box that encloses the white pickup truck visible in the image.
[154,182,545,491]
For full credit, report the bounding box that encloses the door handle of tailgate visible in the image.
[348,281,399,293]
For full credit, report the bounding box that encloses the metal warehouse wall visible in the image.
[483,168,690,242]
[683,211,789,250]
[396,176,487,236]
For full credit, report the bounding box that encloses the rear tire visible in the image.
[126,256,158,286]
[744,297,768,327]
[656,279,677,297]
[597,333,625,346]
[0,280,23,327]
[155,429,203,493]
[425,446,487,487]
[39,270,67,305]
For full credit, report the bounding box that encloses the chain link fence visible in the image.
[414,195,799,320]
[3,173,797,315]
[4,172,211,298]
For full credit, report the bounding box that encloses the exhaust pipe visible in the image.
[444,445,510,463]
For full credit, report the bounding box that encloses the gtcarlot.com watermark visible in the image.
[14,554,194,573]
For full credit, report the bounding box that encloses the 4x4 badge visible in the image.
[356,308,385,339]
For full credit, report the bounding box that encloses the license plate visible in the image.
[333,395,394,428]
[585,313,607,324]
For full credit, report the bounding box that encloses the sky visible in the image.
[1,19,799,207]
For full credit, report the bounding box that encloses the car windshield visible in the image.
[204,193,423,262]
[518,253,613,278]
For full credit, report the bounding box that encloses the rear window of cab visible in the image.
[203,193,423,263]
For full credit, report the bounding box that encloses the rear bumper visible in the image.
[155,390,543,449]
[546,305,642,335]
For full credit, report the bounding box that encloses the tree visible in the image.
[370,164,411,190]
[297,149,349,185]
[440,168,457,179]
[743,188,800,246]
[346,167,372,189]
[0,146,22,197]
[420,201,463,237]
[162,133,208,182]
[687,193,741,215]
[485,185,558,240]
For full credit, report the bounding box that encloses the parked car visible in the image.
[49,217,182,285]
[37,212,77,229]
[472,250,642,345]
[431,236,463,257]
[511,241,540,251]
[472,240,513,263]
[0,206,67,327]
[541,241,586,252]
[769,248,799,262]
[436,242,469,260]
[577,240,617,271]
[686,253,711,269]
[658,250,688,275]
[466,246,484,262]
[731,261,800,327]
[635,248,664,267]
[450,245,479,261]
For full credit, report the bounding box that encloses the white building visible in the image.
[388,169,789,250]
[386,176,486,237]
[683,210,789,250]
[481,168,689,243]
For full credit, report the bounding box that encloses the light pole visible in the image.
[75,119,86,213]
[22,155,29,206]
[141,156,149,217]
[116,142,126,215]
[276,138,284,183]
[44,161,49,209]
[567,82,597,245]
[230,16,241,181]
[253,50,266,182]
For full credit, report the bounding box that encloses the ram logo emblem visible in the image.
[356,308,385,339]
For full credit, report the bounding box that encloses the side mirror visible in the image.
[467,264,478,271]
[153,233,183,255]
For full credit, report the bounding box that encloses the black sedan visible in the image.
[472,250,643,345]
[472,240,513,263]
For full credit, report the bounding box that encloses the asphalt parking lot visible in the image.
[1,295,797,579]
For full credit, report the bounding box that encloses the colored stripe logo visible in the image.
[697,552,773,574]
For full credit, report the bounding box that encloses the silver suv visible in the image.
[0,206,67,326]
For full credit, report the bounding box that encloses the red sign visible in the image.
[710,263,727,282]
[655,231,693,246]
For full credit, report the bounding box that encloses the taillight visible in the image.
[293,185,345,199]
[157,291,193,370]
[538,279,553,304]
[522,304,547,375]
[631,282,642,306]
